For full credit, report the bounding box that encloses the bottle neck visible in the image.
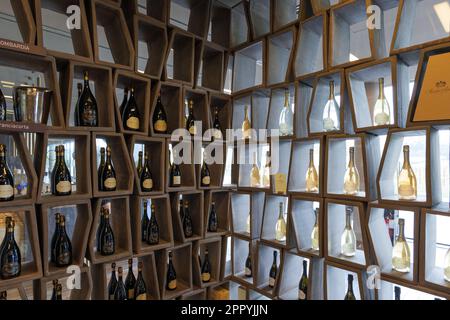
[106,152,112,164]
[398,222,405,241]
[347,278,354,293]
[329,82,335,100]
[348,149,355,167]
[100,152,105,164]
[346,212,352,229]
[278,204,284,219]
[309,149,314,166]
[284,92,289,108]
[378,79,384,99]
[403,149,411,169]
[273,253,277,265]
[302,261,307,276]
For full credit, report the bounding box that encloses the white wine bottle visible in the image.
[397,145,417,200]
[250,152,260,187]
[444,248,450,282]
[262,151,271,188]
[322,81,340,132]
[279,89,293,136]
[343,147,360,195]
[340,206,356,257]
[305,149,319,192]
[373,78,391,126]
[392,218,410,273]
[275,202,287,242]
[311,209,320,251]
[242,106,252,140]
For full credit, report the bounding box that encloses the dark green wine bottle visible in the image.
[166,251,177,291]
[153,92,167,134]
[74,83,82,126]
[183,201,193,238]
[140,152,153,192]
[208,202,218,232]
[50,146,60,195]
[395,286,401,300]
[147,204,159,245]
[55,284,63,300]
[53,214,72,267]
[77,71,98,127]
[201,153,211,187]
[0,144,14,202]
[298,260,308,300]
[97,147,106,189]
[125,258,136,300]
[344,274,357,300]
[136,151,143,177]
[213,107,222,139]
[50,213,61,264]
[245,243,252,278]
[119,87,129,118]
[141,200,149,242]
[201,249,211,283]
[108,263,118,300]
[99,209,115,256]
[186,100,196,135]
[134,261,147,300]
[50,279,58,300]
[169,150,181,187]
[114,267,127,300]
[122,87,140,131]
[0,217,21,279]
[52,145,72,196]
[268,251,277,289]
[100,146,117,192]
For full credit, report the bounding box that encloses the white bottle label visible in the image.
[126,117,140,130]
[104,178,117,189]
[173,176,181,186]
[56,181,71,193]
[0,185,14,198]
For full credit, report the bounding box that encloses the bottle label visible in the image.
[56,181,71,193]
[104,178,117,189]
[127,289,135,299]
[142,179,153,190]
[136,293,147,300]
[298,290,306,300]
[202,176,210,186]
[82,105,96,124]
[126,117,140,130]
[189,126,197,135]
[0,185,14,199]
[269,277,275,287]
[154,120,167,132]
[245,268,252,277]
[168,279,177,290]
[173,176,181,186]
[202,272,211,282]
[57,252,71,265]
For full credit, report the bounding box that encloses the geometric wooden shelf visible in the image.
[128,136,165,196]
[294,13,327,80]
[38,199,92,277]
[254,241,282,299]
[248,0,271,40]
[377,127,441,207]
[129,195,174,254]
[230,1,250,49]
[89,0,135,70]
[236,142,271,191]
[192,237,222,289]
[87,197,133,265]
[266,27,296,87]
[310,0,335,15]
[260,195,294,249]
[165,141,197,192]
[180,287,207,300]
[113,69,151,136]
[155,243,193,300]
[164,29,195,87]
[195,141,225,190]
[367,201,420,285]
[290,196,324,258]
[0,206,43,290]
[324,133,381,202]
[92,132,134,198]
[220,234,232,281]
[204,190,231,238]
[231,235,256,287]
[231,191,265,240]
[268,139,292,196]
[295,81,314,138]
[377,278,450,300]
[420,204,450,294]
[34,0,93,62]
[324,199,370,269]
[324,260,370,300]
[266,84,295,138]
[209,93,232,139]
[232,40,265,94]
[122,0,167,23]
[196,42,225,92]
[35,131,92,204]
[167,0,211,38]
[0,132,37,208]
[183,87,211,136]
[133,15,167,79]
[273,0,311,32]
[169,191,204,243]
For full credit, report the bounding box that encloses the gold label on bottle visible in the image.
[104,178,117,189]
[173,176,181,186]
[126,117,140,130]
[127,290,134,299]
[56,181,71,193]
[168,279,177,290]
[202,176,210,185]
[202,272,211,282]
[189,125,197,135]
[143,179,153,190]
[269,277,275,287]
[0,185,14,198]
[154,120,167,132]
[274,174,287,195]
[136,293,147,300]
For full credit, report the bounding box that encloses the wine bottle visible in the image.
[343,147,360,195]
[298,260,308,300]
[53,214,72,267]
[394,286,401,300]
[119,87,129,118]
[55,284,63,300]
[305,149,319,193]
[108,263,118,300]
[74,83,83,126]
[397,145,417,200]
[311,208,320,251]
[53,145,72,196]
[373,78,391,126]
[140,152,153,192]
[250,152,260,187]
[147,204,160,245]
[245,243,252,278]
[392,218,410,273]
[275,202,286,242]
[50,213,61,264]
[166,251,177,291]
[125,258,136,300]
[207,202,218,233]
[262,151,271,188]
[269,251,278,288]
[322,80,340,132]
[77,71,98,127]
[0,291,6,300]
[96,206,105,251]
[50,279,58,300]
[141,200,149,242]
[201,249,212,283]
[0,144,14,202]
[0,217,21,279]
[201,152,211,187]
[279,89,294,136]
[213,107,223,140]
[134,261,147,300]
[136,151,143,177]
[99,209,115,256]
[186,100,196,135]
[242,106,252,140]
[50,145,60,195]
[114,267,127,300]
[98,147,106,189]
[444,247,450,282]
[153,92,168,134]
[0,88,7,121]
[344,274,356,300]
[169,150,181,188]
[178,199,184,220]
[122,87,140,131]
[341,206,356,257]
[100,146,117,192]
[183,201,194,238]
